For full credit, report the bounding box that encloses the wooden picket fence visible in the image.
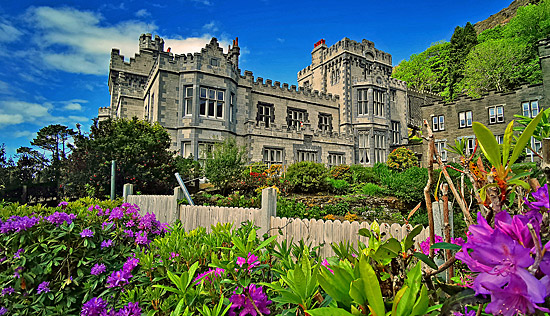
[126,188,429,258]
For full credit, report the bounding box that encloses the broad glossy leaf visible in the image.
[358,228,371,238]
[404,225,423,251]
[318,265,354,306]
[431,242,461,251]
[511,111,543,165]
[410,285,429,316]
[349,255,385,316]
[372,238,401,262]
[507,179,531,190]
[472,122,501,168]
[502,121,514,166]
[412,252,438,270]
[307,308,354,316]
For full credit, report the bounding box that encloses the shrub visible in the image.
[386,147,418,172]
[349,164,380,184]
[0,200,165,315]
[329,165,352,182]
[361,183,387,196]
[327,178,350,194]
[205,138,246,195]
[285,161,328,193]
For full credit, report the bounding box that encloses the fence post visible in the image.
[123,184,134,202]
[173,187,184,224]
[260,187,277,238]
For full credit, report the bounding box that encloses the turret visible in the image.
[139,33,164,52]
[311,39,327,67]
[228,37,240,69]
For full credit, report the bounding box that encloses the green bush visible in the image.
[361,183,387,196]
[329,165,352,182]
[205,138,246,195]
[327,178,350,194]
[349,164,380,184]
[386,147,418,172]
[285,161,328,193]
[374,163,427,205]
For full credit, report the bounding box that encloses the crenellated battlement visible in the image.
[389,77,408,89]
[407,87,442,100]
[241,70,339,103]
[320,38,392,66]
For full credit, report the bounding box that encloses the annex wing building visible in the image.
[99,34,550,166]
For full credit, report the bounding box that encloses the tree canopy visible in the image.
[66,118,183,198]
[392,0,550,99]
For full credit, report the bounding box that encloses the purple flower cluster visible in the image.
[37,281,50,294]
[91,263,106,276]
[193,268,225,285]
[456,211,549,315]
[80,229,94,238]
[228,284,272,316]
[81,298,141,316]
[106,256,139,289]
[0,307,7,315]
[0,216,39,234]
[236,252,260,270]
[1,287,14,296]
[13,248,24,259]
[46,212,77,226]
[419,235,465,256]
[101,239,113,249]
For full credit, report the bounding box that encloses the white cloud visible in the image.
[0,99,90,128]
[64,103,82,111]
[13,130,36,140]
[164,35,230,55]
[18,6,231,75]
[0,81,12,95]
[135,9,150,18]
[0,17,23,42]
[203,21,218,33]
[276,38,285,43]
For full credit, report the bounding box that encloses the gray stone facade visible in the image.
[99,34,550,168]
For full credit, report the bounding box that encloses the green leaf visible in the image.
[510,111,543,165]
[412,252,438,270]
[253,235,277,253]
[318,265,355,306]
[410,285,429,316]
[358,228,371,238]
[507,179,531,190]
[172,299,185,316]
[372,238,401,262]
[349,255,385,316]
[472,122,501,168]
[431,242,462,251]
[307,308,354,316]
[502,121,514,166]
[404,225,423,251]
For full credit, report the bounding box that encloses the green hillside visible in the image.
[392,0,550,100]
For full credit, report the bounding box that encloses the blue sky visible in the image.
[0,0,512,157]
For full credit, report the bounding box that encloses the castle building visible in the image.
[98,34,550,167]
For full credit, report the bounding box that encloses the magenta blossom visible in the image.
[193,268,225,285]
[236,252,260,271]
[101,239,113,249]
[321,259,334,274]
[91,263,106,276]
[228,284,272,316]
[81,297,108,316]
[456,213,548,315]
[524,184,549,212]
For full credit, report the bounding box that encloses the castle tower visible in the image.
[139,33,165,52]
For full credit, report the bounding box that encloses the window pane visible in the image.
[186,87,193,97]
[208,100,215,116]
[200,88,207,98]
[218,91,224,101]
[523,102,530,116]
[216,102,223,118]
[186,99,192,115]
[200,99,206,115]
[532,101,539,117]
[209,89,215,99]
[489,108,495,117]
